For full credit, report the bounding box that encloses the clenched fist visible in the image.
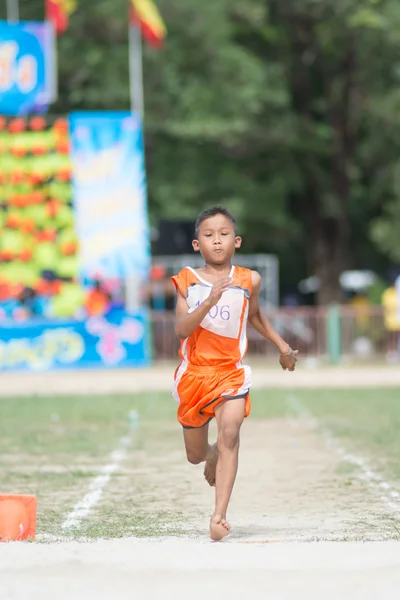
[206,277,233,307]
[280,349,299,371]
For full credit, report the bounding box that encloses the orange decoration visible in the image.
[0,496,37,542]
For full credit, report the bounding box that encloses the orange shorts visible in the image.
[172,363,252,428]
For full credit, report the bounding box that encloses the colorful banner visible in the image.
[0,22,57,115]
[46,0,77,36]
[68,112,150,282]
[129,0,167,48]
[0,310,150,371]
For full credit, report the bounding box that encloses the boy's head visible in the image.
[193,206,241,265]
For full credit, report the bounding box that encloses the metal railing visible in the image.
[151,306,399,362]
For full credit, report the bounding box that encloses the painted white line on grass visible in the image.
[61,416,139,532]
[287,395,400,517]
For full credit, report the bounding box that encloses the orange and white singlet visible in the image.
[171,265,252,428]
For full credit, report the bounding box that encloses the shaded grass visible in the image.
[1,387,400,473]
[279,388,400,480]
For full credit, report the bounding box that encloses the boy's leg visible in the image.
[210,397,246,541]
[183,425,219,486]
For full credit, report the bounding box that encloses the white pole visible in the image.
[6,0,19,22]
[128,24,144,118]
[127,22,146,312]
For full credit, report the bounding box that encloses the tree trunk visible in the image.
[312,217,349,305]
[283,19,355,305]
[299,169,349,304]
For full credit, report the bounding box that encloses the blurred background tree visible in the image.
[3,0,400,303]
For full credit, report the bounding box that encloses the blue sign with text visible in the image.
[0,21,56,115]
[0,310,150,372]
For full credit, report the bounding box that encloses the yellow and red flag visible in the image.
[129,0,167,48]
[46,0,77,35]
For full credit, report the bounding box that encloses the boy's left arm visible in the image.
[248,271,298,371]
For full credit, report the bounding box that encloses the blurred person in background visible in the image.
[17,286,49,319]
[145,264,176,311]
[144,265,177,359]
[84,280,112,317]
[381,274,400,362]
[349,291,370,331]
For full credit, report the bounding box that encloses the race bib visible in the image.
[186,283,245,339]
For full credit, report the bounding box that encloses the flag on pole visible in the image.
[129,0,167,48]
[46,0,77,35]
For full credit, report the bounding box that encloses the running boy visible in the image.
[171,207,298,541]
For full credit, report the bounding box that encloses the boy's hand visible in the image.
[279,348,298,371]
[206,277,233,307]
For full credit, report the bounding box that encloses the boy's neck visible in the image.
[203,262,232,274]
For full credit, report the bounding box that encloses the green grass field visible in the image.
[1,388,399,540]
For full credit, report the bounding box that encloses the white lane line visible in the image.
[286,395,400,516]
[61,414,139,531]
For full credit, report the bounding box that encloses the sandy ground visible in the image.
[1,364,400,599]
[1,362,400,397]
[1,539,400,599]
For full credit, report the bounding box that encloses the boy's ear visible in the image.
[234,236,242,249]
[192,239,200,252]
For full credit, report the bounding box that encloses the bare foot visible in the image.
[210,514,231,541]
[204,443,218,487]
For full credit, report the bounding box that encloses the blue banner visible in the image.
[0,21,56,115]
[0,310,150,372]
[68,112,151,282]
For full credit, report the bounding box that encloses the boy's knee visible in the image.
[186,449,206,465]
[218,425,240,451]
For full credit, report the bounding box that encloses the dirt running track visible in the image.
[1,363,400,397]
[1,363,400,599]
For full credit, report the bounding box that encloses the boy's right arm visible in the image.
[175,277,232,339]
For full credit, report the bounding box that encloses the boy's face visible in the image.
[192,214,242,264]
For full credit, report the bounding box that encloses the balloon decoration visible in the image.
[0,115,81,319]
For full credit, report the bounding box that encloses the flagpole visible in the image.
[126,21,145,313]
[6,0,19,22]
[128,24,144,118]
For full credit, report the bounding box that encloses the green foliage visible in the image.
[3,0,400,301]
[371,201,400,263]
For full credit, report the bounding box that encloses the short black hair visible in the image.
[194,206,237,238]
